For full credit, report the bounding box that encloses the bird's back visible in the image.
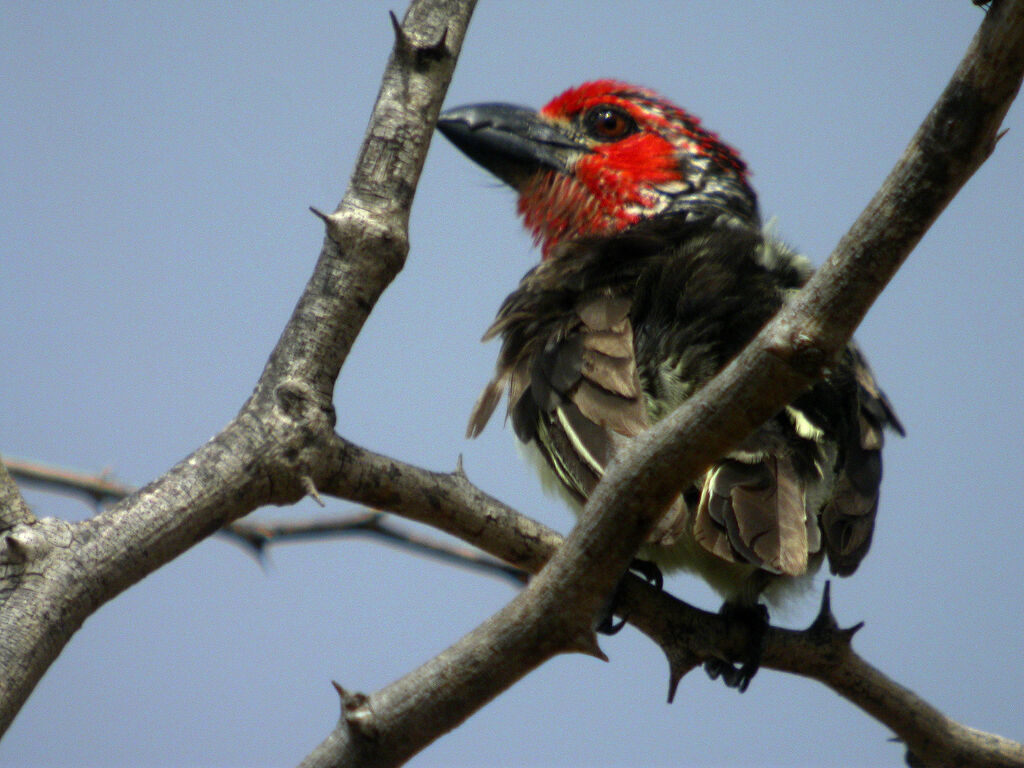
[469,217,902,600]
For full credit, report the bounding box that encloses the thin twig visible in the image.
[3,457,132,505]
[226,512,528,586]
[3,457,525,585]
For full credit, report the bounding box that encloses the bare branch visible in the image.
[7,374,1024,765]
[0,0,474,737]
[2,455,532,585]
[4,2,1022,766]
[314,432,1024,767]
[3,457,131,506]
[225,512,527,586]
[319,436,561,574]
[299,3,1024,766]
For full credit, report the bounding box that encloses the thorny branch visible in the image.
[0,0,477,745]
[1,458,527,586]
[226,514,528,587]
[2,1,1024,767]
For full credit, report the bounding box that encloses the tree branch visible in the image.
[298,2,1024,766]
[225,512,528,587]
[1,457,527,586]
[2,457,132,506]
[0,0,474,738]
[3,2,1022,766]
[8,375,1024,767]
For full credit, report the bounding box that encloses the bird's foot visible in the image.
[704,601,769,692]
[597,558,664,635]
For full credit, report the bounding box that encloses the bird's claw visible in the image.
[596,558,664,635]
[704,602,769,692]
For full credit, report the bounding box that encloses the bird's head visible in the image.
[438,80,759,258]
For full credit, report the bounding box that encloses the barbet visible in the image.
[438,81,902,687]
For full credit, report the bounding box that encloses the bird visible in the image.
[437,80,903,688]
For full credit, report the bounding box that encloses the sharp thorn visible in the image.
[301,475,325,507]
[389,11,410,50]
[809,580,839,633]
[666,655,696,704]
[569,631,608,662]
[425,26,449,58]
[840,620,866,645]
[667,673,682,704]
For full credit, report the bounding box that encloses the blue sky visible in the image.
[2,2,1022,766]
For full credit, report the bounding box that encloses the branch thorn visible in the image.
[809,580,840,634]
[420,26,449,60]
[302,475,325,507]
[665,651,698,704]
[839,621,866,645]
[389,11,410,51]
[568,630,608,662]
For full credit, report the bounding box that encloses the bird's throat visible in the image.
[518,172,642,259]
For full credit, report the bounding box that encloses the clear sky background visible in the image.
[2,2,1022,766]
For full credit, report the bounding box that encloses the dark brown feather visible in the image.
[468,217,902,594]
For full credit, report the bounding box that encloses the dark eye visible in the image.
[583,106,638,141]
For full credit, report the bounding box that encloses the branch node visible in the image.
[225,523,271,563]
[807,582,864,648]
[332,681,377,735]
[273,380,334,431]
[301,475,325,507]
[337,687,379,740]
[765,324,831,380]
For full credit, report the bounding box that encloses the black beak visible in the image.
[437,103,589,189]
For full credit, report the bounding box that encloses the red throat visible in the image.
[518,173,632,259]
[517,131,680,259]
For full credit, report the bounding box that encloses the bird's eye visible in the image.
[583,106,638,141]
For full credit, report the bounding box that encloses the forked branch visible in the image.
[2,2,1022,767]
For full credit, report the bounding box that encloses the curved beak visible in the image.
[437,103,589,189]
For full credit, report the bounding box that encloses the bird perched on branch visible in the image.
[438,80,902,688]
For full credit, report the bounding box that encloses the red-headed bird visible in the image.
[438,81,902,687]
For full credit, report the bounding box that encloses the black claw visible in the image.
[596,611,627,635]
[629,558,663,591]
[596,559,664,635]
[704,601,769,692]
